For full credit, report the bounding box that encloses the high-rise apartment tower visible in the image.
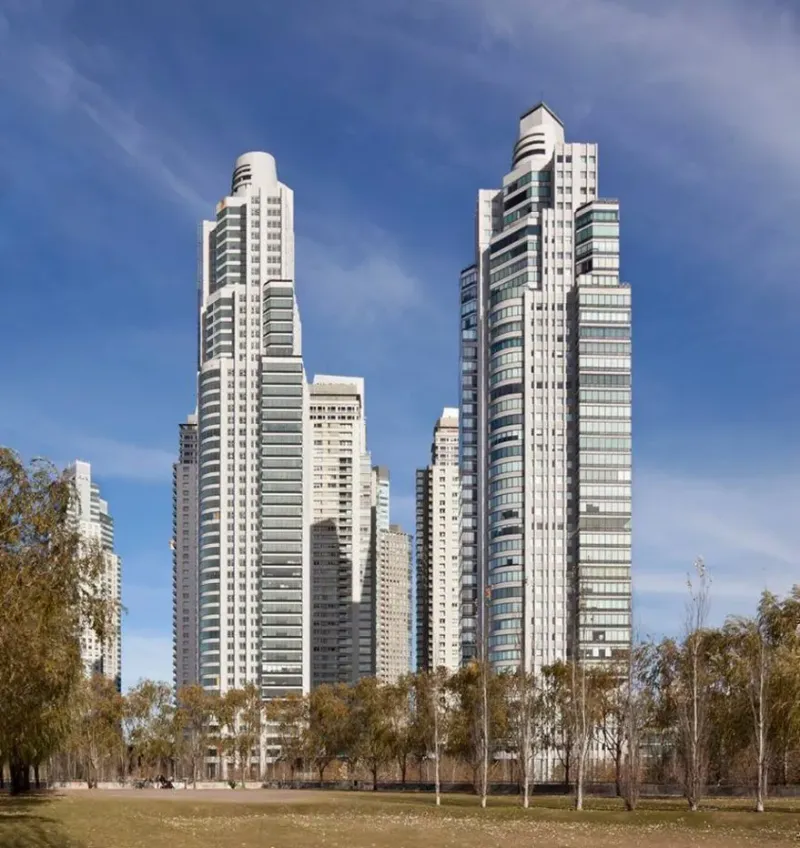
[460,104,632,674]
[68,460,122,689]
[197,152,310,706]
[309,375,373,686]
[374,524,412,683]
[416,408,461,673]
[173,412,199,689]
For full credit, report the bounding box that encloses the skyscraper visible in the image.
[173,412,199,689]
[67,460,122,689]
[416,408,461,673]
[308,375,373,686]
[460,104,632,674]
[197,152,310,703]
[374,524,412,683]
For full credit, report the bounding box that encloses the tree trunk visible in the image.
[434,748,441,807]
[10,757,31,795]
[34,764,40,789]
[318,764,325,786]
[400,758,407,786]
[522,758,530,810]
[575,740,588,812]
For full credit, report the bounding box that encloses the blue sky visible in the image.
[1,0,799,688]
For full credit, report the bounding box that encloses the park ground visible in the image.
[2,790,800,848]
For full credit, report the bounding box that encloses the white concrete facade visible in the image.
[416,408,461,673]
[197,152,310,713]
[375,524,412,683]
[308,375,373,686]
[460,104,632,674]
[173,412,199,689]
[68,460,122,689]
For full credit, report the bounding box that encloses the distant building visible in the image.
[416,408,461,673]
[309,375,373,686]
[374,524,412,683]
[67,460,122,690]
[173,412,199,690]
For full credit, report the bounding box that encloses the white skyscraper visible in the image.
[416,408,461,673]
[197,152,310,706]
[460,104,632,674]
[374,524,412,683]
[173,412,199,689]
[308,375,373,686]
[67,460,122,689]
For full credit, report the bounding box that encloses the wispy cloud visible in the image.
[0,9,432,348]
[0,404,174,483]
[298,0,800,297]
[636,464,800,614]
[298,229,422,326]
[3,39,211,216]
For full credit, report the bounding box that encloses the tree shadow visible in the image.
[0,796,80,848]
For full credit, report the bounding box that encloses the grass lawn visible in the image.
[2,790,800,848]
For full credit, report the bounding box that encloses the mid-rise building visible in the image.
[67,460,122,689]
[173,412,199,689]
[416,408,461,673]
[196,152,310,706]
[460,103,632,674]
[374,524,412,683]
[308,375,373,686]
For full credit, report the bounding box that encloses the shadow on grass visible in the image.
[272,790,800,831]
[0,796,79,848]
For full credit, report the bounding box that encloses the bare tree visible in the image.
[480,656,489,808]
[509,668,539,808]
[571,661,609,811]
[725,593,778,813]
[620,643,650,811]
[431,669,447,806]
[677,558,711,812]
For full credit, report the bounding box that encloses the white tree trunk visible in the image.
[433,689,441,807]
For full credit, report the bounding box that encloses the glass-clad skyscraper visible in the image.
[460,104,632,673]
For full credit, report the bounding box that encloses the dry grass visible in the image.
[2,790,800,848]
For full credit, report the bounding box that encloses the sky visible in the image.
[1,0,799,690]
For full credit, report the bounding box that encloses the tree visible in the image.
[214,686,262,787]
[571,663,612,811]
[124,680,175,779]
[507,669,540,808]
[306,684,349,783]
[767,594,800,786]
[235,683,264,785]
[541,662,573,785]
[619,643,652,811]
[448,662,509,804]
[724,592,783,813]
[265,694,307,785]
[72,674,124,787]
[676,559,711,812]
[385,676,414,786]
[175,684,217,788]
[349,677,394,789]
[0,450,115,794]
[408,669,450,801]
